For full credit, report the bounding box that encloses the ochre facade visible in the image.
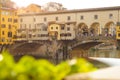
[0,0,18,44]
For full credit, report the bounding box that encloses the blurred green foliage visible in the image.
[0,51,97,80]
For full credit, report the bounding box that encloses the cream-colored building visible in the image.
[18,6,120,41]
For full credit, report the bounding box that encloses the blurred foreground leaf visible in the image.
[0,51,97,80]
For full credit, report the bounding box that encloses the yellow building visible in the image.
[116,22,120,39]
[48,22,76,40]
[0,0,18,45]
[48,22,61,40]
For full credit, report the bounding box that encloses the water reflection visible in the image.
[70,49,88,58]
[88,49,120,58]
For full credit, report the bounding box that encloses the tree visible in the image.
[42,2,67,11]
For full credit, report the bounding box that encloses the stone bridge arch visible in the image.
[104,21,116,36]
[71,40,103,50]
[9,42,45,56]
[69,35,116,50]
[90,22,100,36]
[69,40,103,58]
[68,35,116,58]
[77,23,88,36]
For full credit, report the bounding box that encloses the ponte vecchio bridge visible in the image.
[1,6,120,60]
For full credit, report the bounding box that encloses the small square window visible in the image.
[67,16,71,20]
[56,27,58,29]
[1,38,5,42]
[2,31,4,35]
[118,33,120,37]
[61,25,65,30]
[67,27,70,31]
[51,27,53,29]
[109,14,113,19]
[44,17,47,22]
[8,24,11,29]
[80,16,84,20]
[56,17,58,21]
[94,15,98,19]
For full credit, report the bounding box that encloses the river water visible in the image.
[88,49,120,58]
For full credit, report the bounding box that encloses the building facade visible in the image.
[0,0,18,44]
[18,6,120,41]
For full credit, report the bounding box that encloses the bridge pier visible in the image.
[63,41,68,60]
[62,40,72,60]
